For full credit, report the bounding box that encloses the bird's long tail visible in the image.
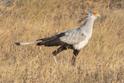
[15,33,63,46]
[15,40,42,46]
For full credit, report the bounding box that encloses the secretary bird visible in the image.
[15,9,100,65]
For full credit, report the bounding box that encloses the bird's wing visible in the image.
[60,28,86,45]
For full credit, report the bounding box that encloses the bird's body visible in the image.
[15,10,100,65]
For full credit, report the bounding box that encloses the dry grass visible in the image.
[0,0,124,83]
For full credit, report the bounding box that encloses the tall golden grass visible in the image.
[0,0,124,83]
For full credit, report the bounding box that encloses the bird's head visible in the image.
[87,9,100,20]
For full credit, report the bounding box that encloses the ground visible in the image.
[0,0,124,83]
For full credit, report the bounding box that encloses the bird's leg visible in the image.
[52,45,67,55]
[71,49,80,66]
[52,45,67,63]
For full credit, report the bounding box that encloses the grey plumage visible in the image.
[34,27,86,49]
[60,28,86,45]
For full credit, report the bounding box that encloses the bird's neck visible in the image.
[80,16,96,37]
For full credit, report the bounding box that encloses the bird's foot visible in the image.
[53,56,58,64]
[71,56,76,66]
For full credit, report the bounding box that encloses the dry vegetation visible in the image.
[0,0,124,83]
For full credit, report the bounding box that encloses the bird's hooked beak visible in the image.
[96,14,101,18]
[93,11,101,18]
